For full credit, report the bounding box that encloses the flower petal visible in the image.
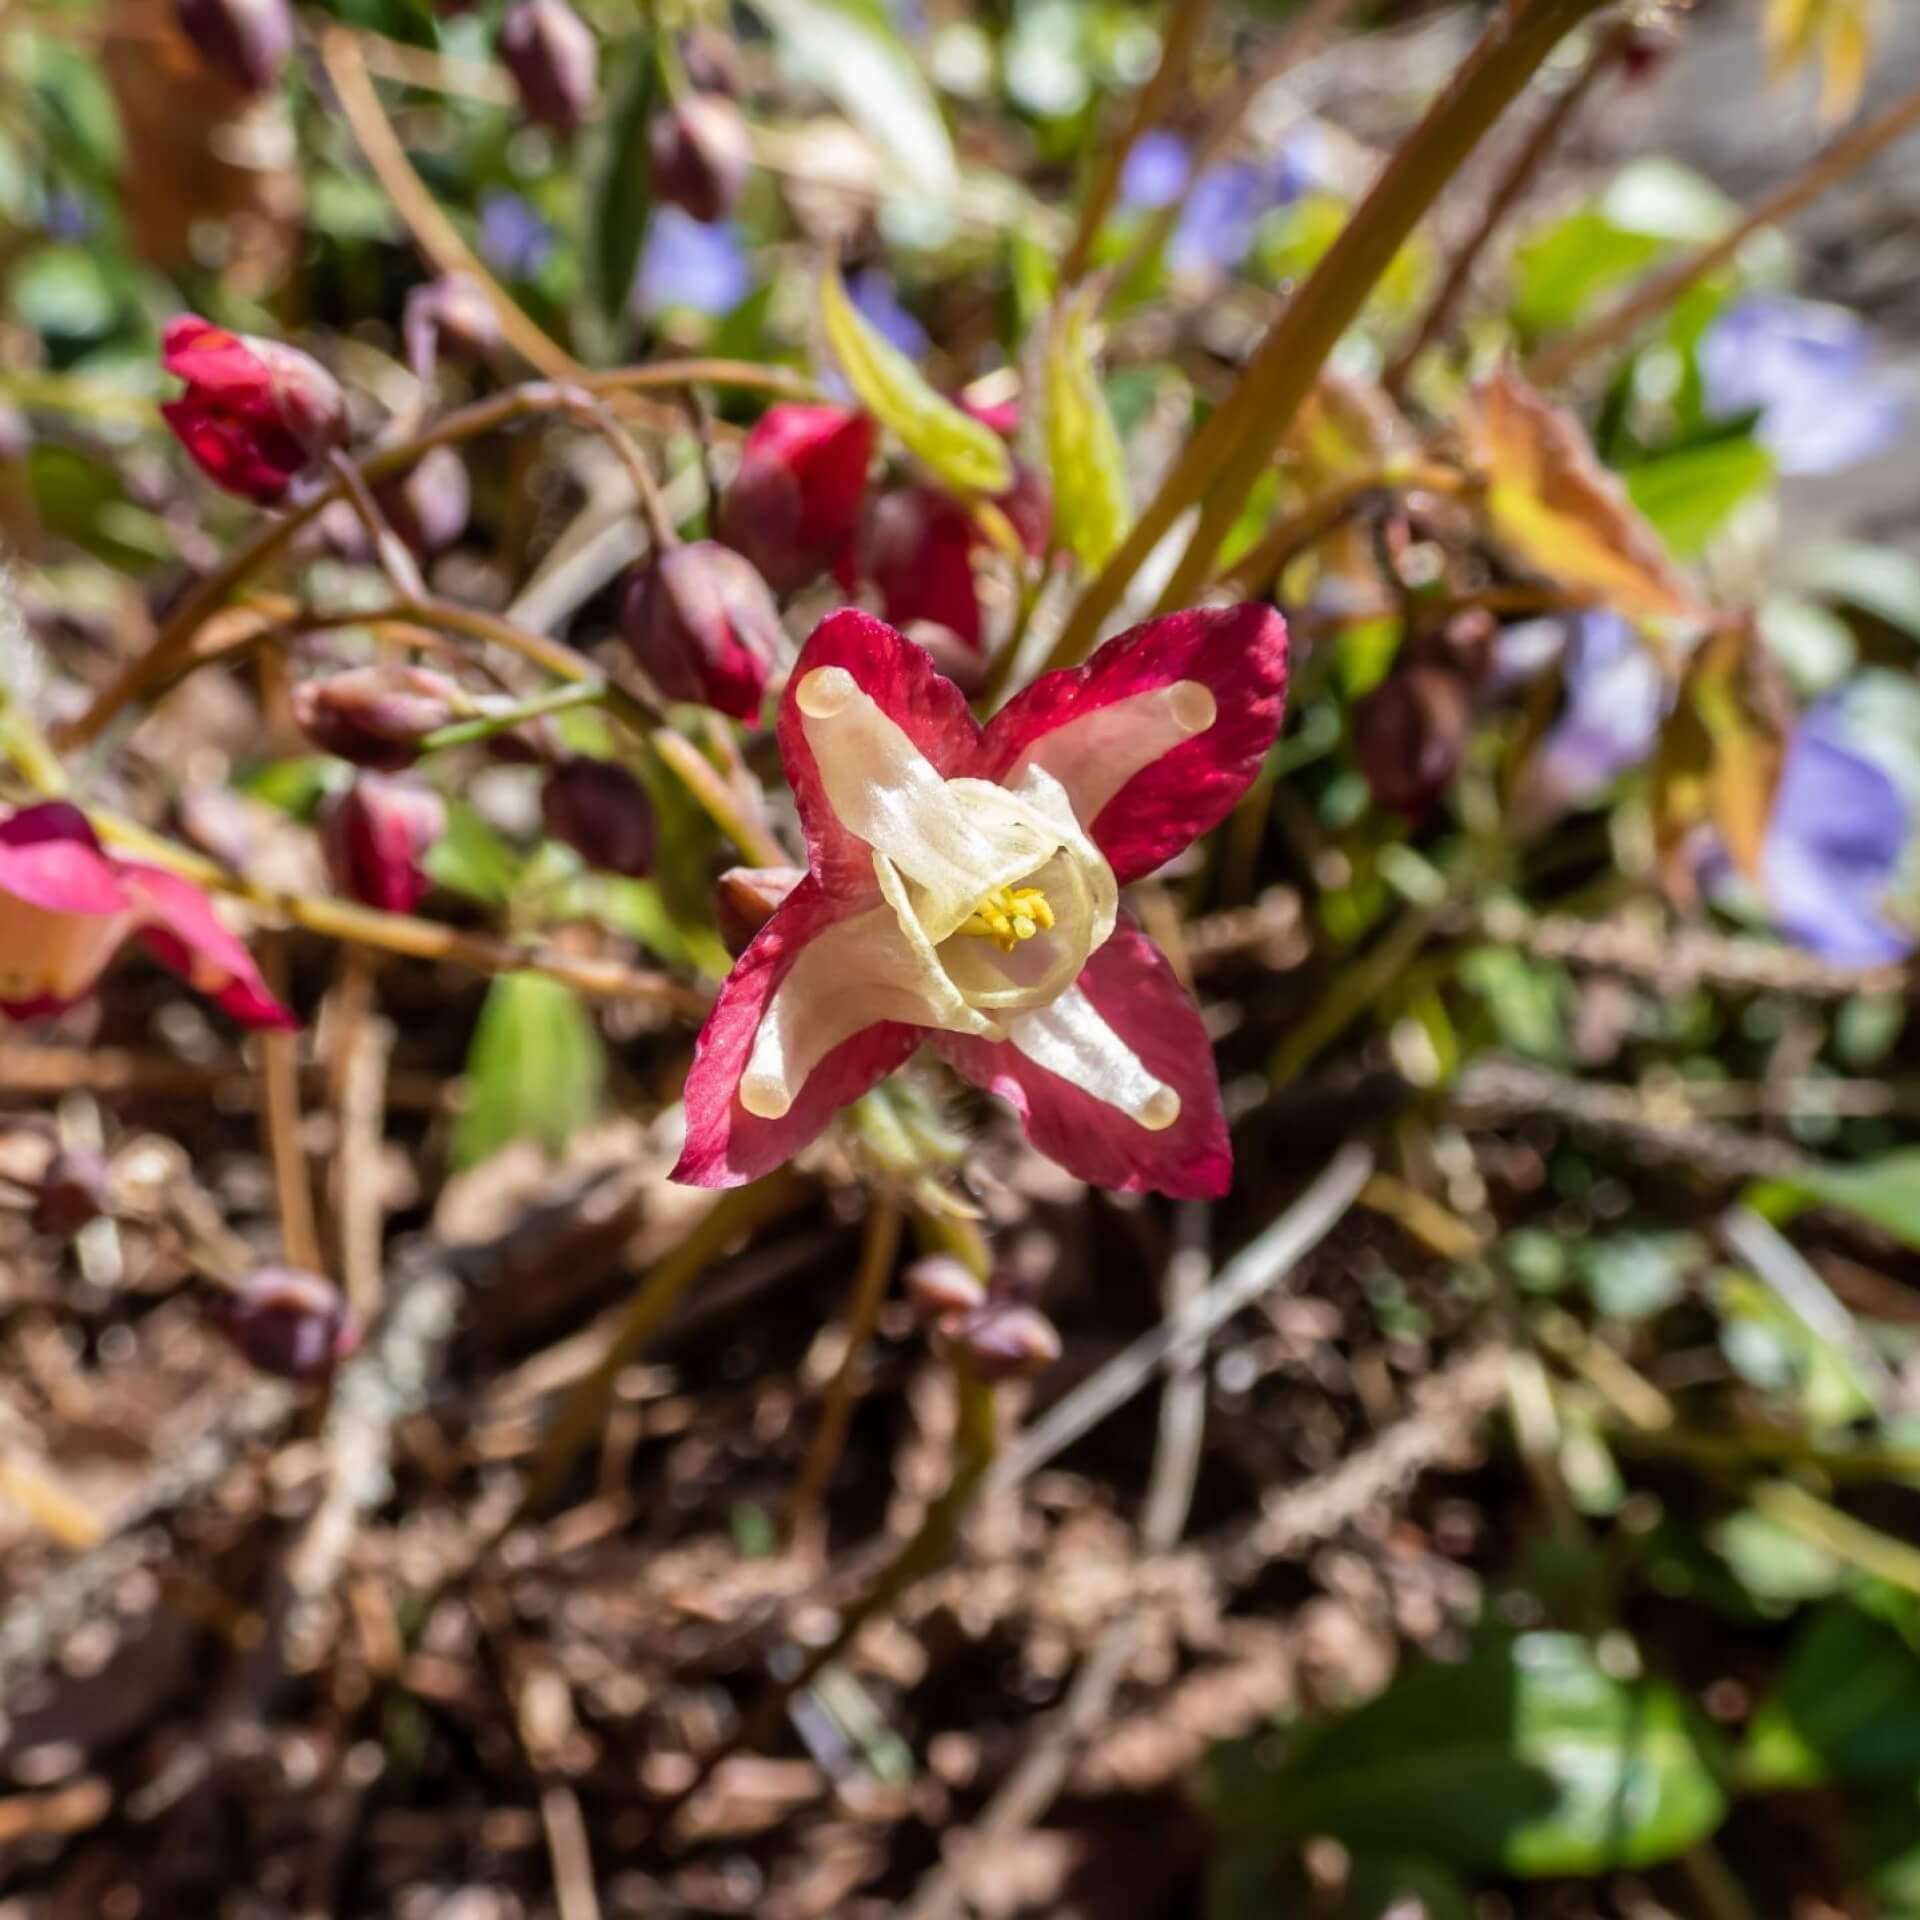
[933,919,1231,1198]
[981,602,1288,884]
[778,609,984,901]
[0,803,133,915]
[673,876,919,1187]
[123,866,295,1028]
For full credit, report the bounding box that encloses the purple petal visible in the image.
[634,209,750,317]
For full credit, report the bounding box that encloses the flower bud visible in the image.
[541,756,657,877]
[173,0,292,93]
[681,25,743,96]
[33,1149,108,1238]
[902,1253,987,1327]
[843,489,981,653]
[499,0,599,137]
[620,540,783,723]
[219,1267,362,1381]
[714,863,804,954]
[403,274,503,383]
[320,775,446,913]
[647,93,752,223]
[378,445,471,557]
[953,1302,1061,1381]
[716,404,875,593]
[1350,665,1474,818]
[293,665,463,772]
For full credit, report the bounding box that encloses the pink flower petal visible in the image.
[933,920,1231,1198]
[673,875,917,1186]
[777,609,986,901]
[123,865,295,1029]
[981,603,1288,885]
[0,804,132,915]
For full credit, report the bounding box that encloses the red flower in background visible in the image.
[717,404,877,593]
[0,803,290,1027]
[672,602,1288,1199]
[161,316,349,506]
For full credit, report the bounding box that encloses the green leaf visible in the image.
[1041,286,1129,573]
[1206,1633,1727,1876]
[423,798,524,908]
[1624,436,1775,559]
[740,0,955,196]
[1742,1595,1920,1790]
[1780,1150,1920,1249]
[583,33,656,335]
[452,973,605,1171]
[1511,209,1666,337]
[1792,540,1920,640]
[819,259,1011,497]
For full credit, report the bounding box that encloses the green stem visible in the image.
[420,680,607,753]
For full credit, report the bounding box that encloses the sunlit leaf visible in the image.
[819,259,1011,496]
[1764,0,1883,125]
[1041,285,1128,572]
[1475,366,1701,626]
[1625,435,1775,560]
[452,973,606,1171]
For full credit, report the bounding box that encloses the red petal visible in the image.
[124,866,295,1029]
[161,397,300,505]
[0,804,131,915]
[777,608,985,901]
[981,603,1288,885]
[672,876,916,1186]
[933,921,1231,1198]
[161,315,278,417]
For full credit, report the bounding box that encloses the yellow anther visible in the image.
[956,884,1055,954]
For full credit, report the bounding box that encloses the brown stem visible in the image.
[326,450,428,603]
[1527,71,1920,387]
[1061,0,1212,285]
[1382,17,1630,395]
[259,938,323,1274]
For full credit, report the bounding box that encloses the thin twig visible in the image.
[329,951,392,1322]
[259,938,323,1275]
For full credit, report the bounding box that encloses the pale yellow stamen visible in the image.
[956,884,1055,954]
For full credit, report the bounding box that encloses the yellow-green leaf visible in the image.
[1042,287,1128,572]
[819,261,1011,497]
[1764,0,1882,125]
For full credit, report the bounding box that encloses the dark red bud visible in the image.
[620,540,783,724]
[219,1267,362,1381]
[498,0,599,137]
[1350,665,1475,818]
[319,774,446,913]
[33,1150,109,1238]
[902,1253,987,1326]
[845,490,982,653]
[713,863,805,955]
[716,404,875,593]
[647,93,752,223]
[173,0,292,93]
[292,665,463,771]
[541,756,657,877]
[378,445,471,557]
[680,25,743,96]
[953,1303,1061,1381]
[403,274,503,383]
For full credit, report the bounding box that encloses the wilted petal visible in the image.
[125,865,294,1029]
[934,920,1231,1198]
[982,602,1288,884]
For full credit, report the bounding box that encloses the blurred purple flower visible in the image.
[1761,700,1914,964]
[634,208,750,316]
[846,267,928,360]
[1120,130,1190,210]
[1119,128,1319,278]
[1514,613,1668,830]
[1700,295,1908,477]
[44,191,94,242]
[478,189,555,280]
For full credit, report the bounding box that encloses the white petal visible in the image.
[1004,679,1216,827]
[1006,985,1181,1130]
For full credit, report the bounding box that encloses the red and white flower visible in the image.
[673,602,1288,1198]
[0,803,291,1027]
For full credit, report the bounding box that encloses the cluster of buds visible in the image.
[620,539,784,722]
[320,775,446,914]
[217,1267,361,1381]
[540,756,656,877]
[498,0,599,137]
[1350,608,1497,819]
[903,1255,1061,1381]
[648,92,751,223]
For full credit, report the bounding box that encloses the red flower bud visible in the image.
[172,0,291,93]
[952,1302,1061,1381]
[716,404,876,593]
[160,316,348,506]
[647,92,752,223]
[1350,665,1475,818]
[541,756,657,877]
[620,540,783,723]
[680,25,743,97]
[219,1267,361,1381]
[902,1253,987,1326]
[320,775,446,913]
[293,665,463,771]
[33,1149,109,1238]
[843,489,982,653]
[713,863,804,955]
[403,273,503,383]
[498,0,599,137]
[379,445,471,557]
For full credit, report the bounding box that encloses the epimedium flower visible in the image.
[161,316,349,507]
[0,802,290,1027]
[672,602,1289,1199]
[716,403,878,593]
